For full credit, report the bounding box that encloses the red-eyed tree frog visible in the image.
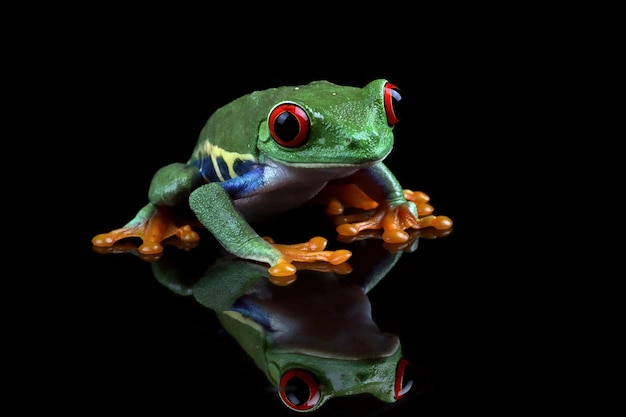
[92,79,452,277]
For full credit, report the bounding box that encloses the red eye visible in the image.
[394,357,415,399]
[268,102,310,147]
[384,82,402,126]
[279,369,321,411]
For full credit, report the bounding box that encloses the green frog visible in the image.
[92,79,452,276]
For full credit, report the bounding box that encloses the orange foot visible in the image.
[263,236,352,278]
[320,184,436,218]
[91,205,200,255]
[335,202,453,244]
[337,226,454,256]
[402,189,435,216]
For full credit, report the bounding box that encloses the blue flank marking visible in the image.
[198,156,259,189]
[220,164,265,198]
[232,159,255,177]
[196,155,263,198]
[198,157,221,183]
[230,298,271,329]
[194,155,263,198]
[216,158,231,180]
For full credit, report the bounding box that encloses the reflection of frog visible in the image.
[92,79,452,276]
[151,234,436,413]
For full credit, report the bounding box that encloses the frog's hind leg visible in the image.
[91,203,200,255]
[320,183,452,243]
[319,183,435,217]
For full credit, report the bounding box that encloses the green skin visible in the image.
[151,236,411,412]
[97,79,416,272]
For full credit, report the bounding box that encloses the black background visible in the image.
[15,8,577,416]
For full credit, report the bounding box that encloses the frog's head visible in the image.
[257,79,402,167]
[269,347,415,412]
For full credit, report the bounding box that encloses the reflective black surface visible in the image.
[69,82,479,416]
[29,22,544,415]
[78,217,461,416]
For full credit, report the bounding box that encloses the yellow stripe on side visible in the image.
[197,141,257,180]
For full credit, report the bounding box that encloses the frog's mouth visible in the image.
[281,158,386,169]
[272,147,392,169]
[264,130,395,168]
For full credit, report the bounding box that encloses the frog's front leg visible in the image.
[91,163,202,254]
[333,163,453,244]
[92,203,200,254]
[188,183,351,277]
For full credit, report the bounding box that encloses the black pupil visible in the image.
[275,111,300,142]
[285,376,311,406]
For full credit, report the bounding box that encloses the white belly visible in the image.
[234,160,362,221]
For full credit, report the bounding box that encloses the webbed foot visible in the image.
[262,236,352,277]
[335,203,452,243]
[321,184,436,217]
[402,189,435,216]
[337,226,453,253]
[329,186,453,244]
[91,205,200,255]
